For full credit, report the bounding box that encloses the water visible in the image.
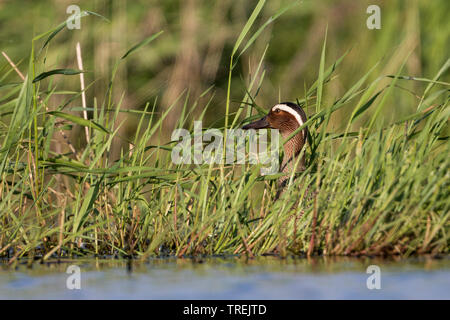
[1,256,449,299]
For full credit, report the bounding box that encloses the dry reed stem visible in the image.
[76,42,90,144]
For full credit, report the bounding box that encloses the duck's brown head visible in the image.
[242,102,307,139]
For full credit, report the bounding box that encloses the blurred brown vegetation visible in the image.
[0,0,449,156]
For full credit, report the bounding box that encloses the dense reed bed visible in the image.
[0,4,448,264]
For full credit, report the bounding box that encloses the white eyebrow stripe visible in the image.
[272,104,304,127]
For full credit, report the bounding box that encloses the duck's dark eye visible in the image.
[274,109,280,114]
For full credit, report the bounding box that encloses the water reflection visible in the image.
[0,256,449,299]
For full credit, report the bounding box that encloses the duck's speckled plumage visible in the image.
[242,102,308,194]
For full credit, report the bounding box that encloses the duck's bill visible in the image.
[242,116,270,130]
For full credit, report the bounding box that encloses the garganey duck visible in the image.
[242,102,308,196]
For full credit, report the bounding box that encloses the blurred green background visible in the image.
[0,0,448,147]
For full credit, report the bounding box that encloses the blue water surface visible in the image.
[1,256,449,299]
